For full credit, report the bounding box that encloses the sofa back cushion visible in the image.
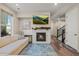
[0,36,18,48]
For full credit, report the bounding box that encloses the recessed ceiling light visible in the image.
[16,4,20,10]
[54,3,58,6]
[16,4,19,6]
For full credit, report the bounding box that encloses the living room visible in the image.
[0,3,79,56]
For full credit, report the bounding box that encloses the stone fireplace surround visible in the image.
[32,29,51,44]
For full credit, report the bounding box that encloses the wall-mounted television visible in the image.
[33,16,48,24]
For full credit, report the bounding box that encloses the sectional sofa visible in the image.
[0,36,29,55]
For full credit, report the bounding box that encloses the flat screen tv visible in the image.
[33,16,48,24]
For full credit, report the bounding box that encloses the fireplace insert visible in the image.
[36,33,46,41]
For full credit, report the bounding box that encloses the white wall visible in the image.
[52,19,65,36]
[19,17,32,35]
[50,20,54,35]
[65,6,79,51]
[18,12,51,44]
[18,12,51,34]
[18,12,51,27]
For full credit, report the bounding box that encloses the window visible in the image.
[1,10,13,37]
[6,15,12,35]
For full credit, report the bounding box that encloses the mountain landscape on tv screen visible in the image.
[33,16,48,24]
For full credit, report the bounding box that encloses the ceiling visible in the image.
[4,3,77,18]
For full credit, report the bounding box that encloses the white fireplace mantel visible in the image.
[32,29,51,44]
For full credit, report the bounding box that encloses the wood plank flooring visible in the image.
[51,36,79,56]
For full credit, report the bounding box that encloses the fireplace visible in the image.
[36,33,46,41]
[32,29,51,43]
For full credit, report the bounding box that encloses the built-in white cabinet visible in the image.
[65,7,79,52]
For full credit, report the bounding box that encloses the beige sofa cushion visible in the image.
[0,39,28,55]
[0,36,17,48]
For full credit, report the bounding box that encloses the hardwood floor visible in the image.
[51,36,79,56]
